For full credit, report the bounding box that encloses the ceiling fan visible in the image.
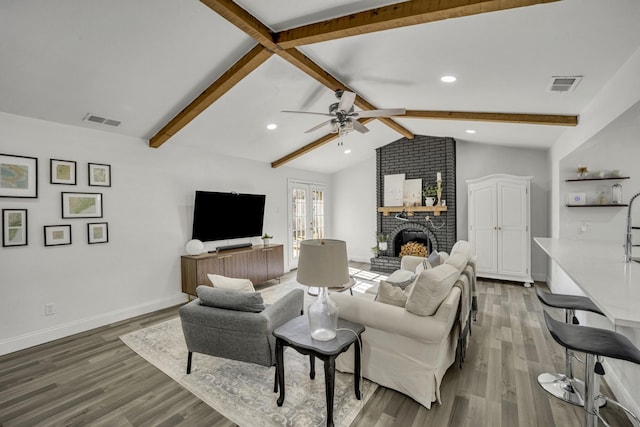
[282,89,406,136]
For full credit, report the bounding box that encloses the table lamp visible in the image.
[296,239,350,341]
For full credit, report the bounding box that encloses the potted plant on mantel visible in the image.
[262,233,273,246]
[423,186,438,206]
[376,233,389,251]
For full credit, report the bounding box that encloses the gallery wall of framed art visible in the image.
[0,152,112,248]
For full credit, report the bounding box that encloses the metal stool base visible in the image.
[537,373,606,408]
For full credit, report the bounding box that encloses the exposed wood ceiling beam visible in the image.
[149,45,272,148]
[271,118,376,168]
[153,0,414,151]
[402,110,578,126]
[277,48,415,140]
[199,0,279,51]
[275,0,560,48]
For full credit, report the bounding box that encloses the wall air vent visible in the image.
[83,113,122,127]
[548,76,583,92]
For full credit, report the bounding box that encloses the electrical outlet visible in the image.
[45,303,56,316]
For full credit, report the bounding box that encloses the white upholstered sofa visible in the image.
[332,240,476,409]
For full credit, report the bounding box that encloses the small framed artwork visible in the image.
[50,159,77,185]
[2,209,28,247]
[88,222,108,244]
[62,192,103,219]
[88,163,111,187]
[0,154,38,198]
[44,225,72,247]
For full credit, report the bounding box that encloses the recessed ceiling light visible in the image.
[344,149,352,154]
[440,75,456,83]
[466,129,476,134]
[266,123,277,130]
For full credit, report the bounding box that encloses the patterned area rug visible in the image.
[120,278,379,426]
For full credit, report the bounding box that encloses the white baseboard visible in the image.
[0,293,187,356]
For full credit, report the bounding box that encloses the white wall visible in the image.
[0,112,329,355]
[331,141,550,280]
[332,155,376,262]
[545,46,640,417]
[455,142,550,281]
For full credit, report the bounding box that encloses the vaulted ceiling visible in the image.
[1,0,640,173]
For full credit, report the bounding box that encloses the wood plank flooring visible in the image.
[0,273,633,426]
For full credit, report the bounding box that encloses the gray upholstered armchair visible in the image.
[179,286,304,373]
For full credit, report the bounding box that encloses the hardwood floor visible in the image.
[0,274,633,426]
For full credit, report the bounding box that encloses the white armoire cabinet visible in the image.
[466,174,533,286]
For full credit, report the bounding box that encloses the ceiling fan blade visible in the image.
[337,91,356,112]
[355,108,406,118]
[305,120,333,133]
[352,120,370,134]
[281,110,333,117]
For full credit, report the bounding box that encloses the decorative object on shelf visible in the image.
[597,191,608,205]
[0,154,38,198]
[422,185,437,206]
[568,192,586,206]
[50,159,76,185]
[61,192,103,219]
[612,184,623,204]
[262,233,273,246]
[87,222,108,244]
[376,233,388,251]
[2,208,27,247]
[185,239,204,255]
[576,165,588,178]
[296,239,350,341]
[383,173,404,206]
[436,172,443,206]
[44,225,72,247]
[403,178,422,207]
[88,163,111,187]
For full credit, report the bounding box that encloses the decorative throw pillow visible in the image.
[405,264,459,316]
[444,252,468,273]
[414,260,432,276]
[438,251,450,264]
[196,285,265,313]
[384,269,416,289]
[375,281,412,307]
[207,274,255,292]
[427,250,441,266]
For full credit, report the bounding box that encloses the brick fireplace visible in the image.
[371,135,456,273]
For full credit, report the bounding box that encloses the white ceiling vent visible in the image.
[548,76,583,92]
[83,113,122,127]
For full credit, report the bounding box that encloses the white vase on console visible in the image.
[424,197,436,207]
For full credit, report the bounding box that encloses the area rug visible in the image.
[120,317,377,427]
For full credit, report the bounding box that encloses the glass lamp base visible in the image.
[308,287,338,341]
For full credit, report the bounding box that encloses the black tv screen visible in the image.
[191,191,266,242]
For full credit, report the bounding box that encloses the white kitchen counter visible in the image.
[535,237,640,328]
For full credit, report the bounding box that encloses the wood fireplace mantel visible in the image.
[377,206,448,217]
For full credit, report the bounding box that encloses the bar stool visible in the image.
[535,286,605,407]
[543,311,640,427]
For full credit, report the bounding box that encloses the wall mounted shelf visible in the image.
[377,206,447,217]
[566,204,628,207]
[565,176,630,182]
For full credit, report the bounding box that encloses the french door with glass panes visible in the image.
[288,180,327,269]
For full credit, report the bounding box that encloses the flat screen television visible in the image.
[191,191,266,242]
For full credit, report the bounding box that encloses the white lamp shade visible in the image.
[296,239,350,288]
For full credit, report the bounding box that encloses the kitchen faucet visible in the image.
[625,192,640,263]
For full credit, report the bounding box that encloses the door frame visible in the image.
[287,178,328,270]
